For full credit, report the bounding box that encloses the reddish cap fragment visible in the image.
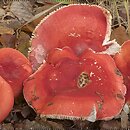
[114,40,130,102]
[0,48,32,97]
[30,4,111,70]
[24,48,125,121]
[0,76,14,122]
[46,46,78,65]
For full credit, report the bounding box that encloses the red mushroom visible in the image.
[24,48,126,121]
[114,40,130,102]
[0,76,14,122]
[46,46,78,65]
[29,4,112,70]
[0,48,32,97]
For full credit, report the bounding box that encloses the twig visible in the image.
[113,0,121,26]
[124,0,130,36]
[17,2,63,31]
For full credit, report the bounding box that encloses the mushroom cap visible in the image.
[0,76,14,122]
[46,46,78,65]
[0,48,32,97]
[29,4,111,70]
[24,48,125,121]
[114,40,130,102]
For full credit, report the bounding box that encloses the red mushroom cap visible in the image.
[24,48,125,121]
[29,4,111,70]
[46,46,78,65]
[114,40,130,102]
[0,76,14,123]
[0,48,32,97]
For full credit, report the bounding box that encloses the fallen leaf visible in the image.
[121,110,129,128]
[111,26,130,45]
[48,121,65,130]
[21,2,63,32]
[14,119,52,130]
[0,24,14,35]
[3,19,21,30]
[35,0,46,5]
[3,11,16,20]
[0,8,5,18]
[21,106,31,118]
[0,34,16,48]
[1,123,14,130]
[128,20,130,37]
[54,0,73,4]
[34,4,55,15]
[100,120,121,130]
[16,31,30,57]
[74,120,90,130]
[10,1,34,23]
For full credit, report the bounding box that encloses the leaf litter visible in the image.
[0,0,130,130]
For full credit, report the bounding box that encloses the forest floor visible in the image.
[0,0,130,130]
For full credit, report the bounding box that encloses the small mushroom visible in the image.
[0,76,14,122]
[0,48,32,97]
[114,40,130,102]
[24,48,126,121]
[29,4,112,70]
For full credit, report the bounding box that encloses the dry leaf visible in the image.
[128,20,130,37]
[0,34,16,48]
[14,119,52,130]
[34,4,55,15]
[111,26,129,45]
[1,123,14,130]
[74,120,90,130]
[16,31,30,57]
[121,111,129,128]
[21,2,62,32]
[48,121,65,130]
[0,24,14,35]
[3,19,21,30]
[21,106,31,118]
[0,8,5,18]
[3,11,16,20]
[10,1,34,23]
[100,120,121,130]
[36,0,46,4]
